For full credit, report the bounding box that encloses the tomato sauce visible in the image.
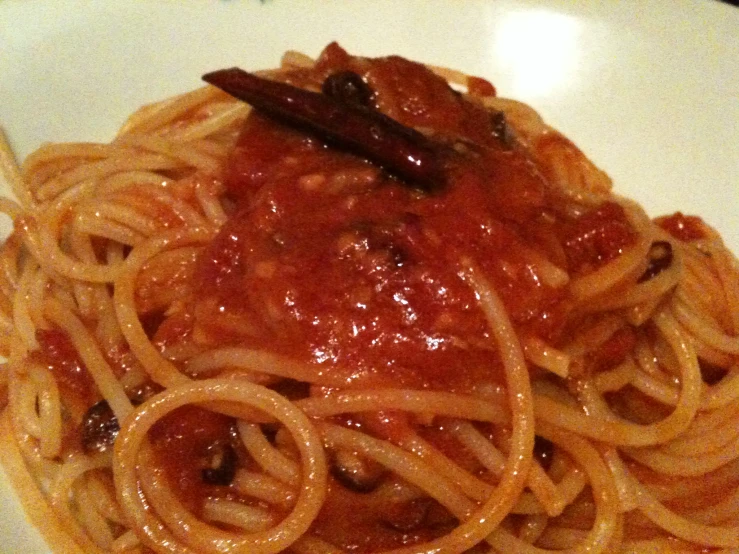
[560,201,636,275]
[190,50,580,394]
[35,329,97,407]
[589,326,637,373]
[656,212,706,242]
[146,44,646,547]
[466,76,497,98]
[311,480,456,551]
[148,405,239,514]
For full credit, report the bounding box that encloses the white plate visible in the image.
[1,0,738,551]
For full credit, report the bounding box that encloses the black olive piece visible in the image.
[201,442,238,486]
[490,110,514,147]
[322,70,375,108]
[638,241,673,283]
[533,435,555,471]
[81,400,120,454]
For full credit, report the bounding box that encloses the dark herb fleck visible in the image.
[81,400,119,453]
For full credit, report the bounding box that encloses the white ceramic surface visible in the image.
[0,0,737,551]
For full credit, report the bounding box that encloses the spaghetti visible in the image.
[0,43,738,553]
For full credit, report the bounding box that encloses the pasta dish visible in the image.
[0,43,737,553]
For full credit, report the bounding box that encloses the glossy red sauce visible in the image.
[189,51,580,394]
[148,405,238,514]
[466,76,497,97]
[31,330,100,454]
[561,202,636,275]
[589,326,637,373]
[35,330,139,401]
[35,329,96,407]
[656,212,706,242]
[145,44,644,549]
[312,480,456,551]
